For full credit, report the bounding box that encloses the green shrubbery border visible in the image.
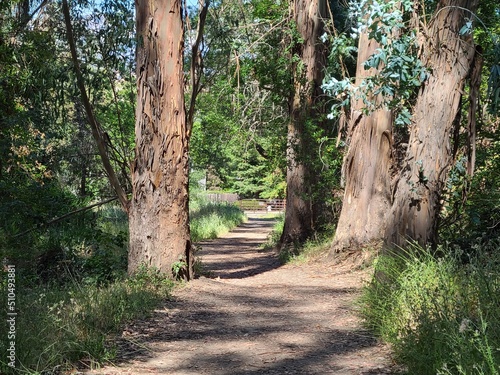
[361,242,500,375]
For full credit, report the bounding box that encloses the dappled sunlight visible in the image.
[84,215,393,375]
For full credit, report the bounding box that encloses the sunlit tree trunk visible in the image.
[280,0,326,246]
[128,0,193,279]
[386,0,480,248]
[331,29,394,252]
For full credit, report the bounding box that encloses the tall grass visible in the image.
[0,196,246,373]
[0,266,173,374]
[190,201,246,242]
[361,242,500,374]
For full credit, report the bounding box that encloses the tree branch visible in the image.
[187,0,210,133]
[15,0,49,33]
[62,0,129,212]
[11,197,119,238]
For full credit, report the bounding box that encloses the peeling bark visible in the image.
[385,0,480,248]
[128,0,192,279]
[331,31,393,252]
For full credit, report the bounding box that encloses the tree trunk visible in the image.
[128,0,193,279]
[331,31,393,251]
[280,0,326,246]
[385,0,479,248]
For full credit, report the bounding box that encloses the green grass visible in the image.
[0,198,244,374]
[279,234,333,264]
[260,214,334,263]
[190,201,246,242]
[360,242,500,375]
[259,213,284,251]
[0,266,174,374]
[189,199,246,276]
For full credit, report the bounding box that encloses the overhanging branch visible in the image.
[11,197,119,238]
[187,0,210,133]
[62,0,130,212]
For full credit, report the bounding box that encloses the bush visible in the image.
[361,243,500,375]
[1,199,129,287]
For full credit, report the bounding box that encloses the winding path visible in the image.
[86,214,394,374]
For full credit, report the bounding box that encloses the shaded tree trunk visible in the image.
[280,0,326,246]
[385,0,480,248]
[332,31,393,251]
[128,0,192,279]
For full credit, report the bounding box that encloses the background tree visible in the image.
[279,0,328,245]
[189,0,290,199]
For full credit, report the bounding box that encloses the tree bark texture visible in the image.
[280,0,326,246]
[385,0,479,248]
[332,31,393,251]
[128,0,192,279]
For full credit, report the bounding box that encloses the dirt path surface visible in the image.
[86,214,394,375]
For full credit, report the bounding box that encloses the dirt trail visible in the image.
[86,214,394,374]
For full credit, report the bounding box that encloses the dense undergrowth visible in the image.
[360,136,500,374]
[0,265,173,374]
[361,242,500,375]
[0,195,245,374]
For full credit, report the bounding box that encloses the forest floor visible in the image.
[84,213,396,375]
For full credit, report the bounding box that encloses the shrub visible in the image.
[361,243,500,375]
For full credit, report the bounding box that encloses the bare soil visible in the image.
[84,213,395,375]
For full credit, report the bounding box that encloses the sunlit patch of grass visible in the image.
[262,216,335,264]
[190,202,246,242]
[259,213,284,251]
[279,234,333,264]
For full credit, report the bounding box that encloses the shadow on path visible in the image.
[112,283,383,374]
[195,216,282,279]
[86,213,394,375]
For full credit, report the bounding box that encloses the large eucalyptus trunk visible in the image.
[128,0,192,279]
[280,0,326,246]
[385,0,479,248]
[332,32,393,251]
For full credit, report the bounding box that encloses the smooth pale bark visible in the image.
[128,0,192,279]
[386,0,480,248]
[332,31,393,251]
[280,0,326,246]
